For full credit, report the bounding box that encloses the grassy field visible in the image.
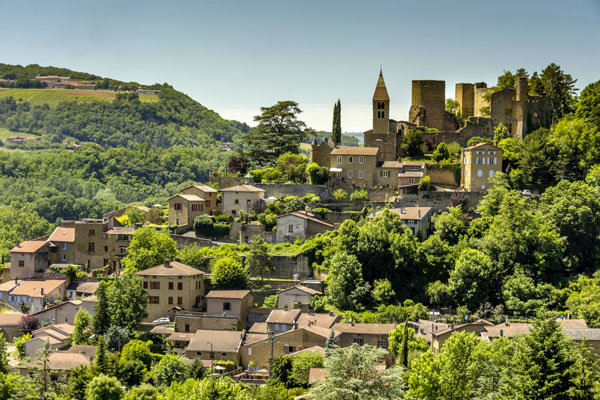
[0,88,159,107]
[0,127,33,140]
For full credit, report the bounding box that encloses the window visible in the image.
[377,102,384,109]
[248,347,252,356]
[119,246,126,255]
[177,297,183,305]
[476,157,484,165]
[489,170,495,177]
[354,338,364,346]
[282,324,288,332]
[168,297,173,305]
[348,170,353,179]
[104,245,108,252]
[185,324,190,332]
[246,199,251,206]
[150,281,160,290]
[169,282,173,290]
[62,242,67,250]
[348,156,353,163]
[143,281,148,289]
[88,229,95,237]
[359,156,364,164]
[358,170,364,179]
[482,184,486,190]
[409,178,415,184]
[88,243,95,252]
[61,254,66,261]
[378,340,388,349]
[337,156,342,163]
[174,203,182,211]
[149,296,159,304]
[488,157,497,165]
[336,172,342,179]
[288,224,293,233]
[477,170,483,177]
[234,199,239,204]
[380,170,390,178]
[178,282,183,290]
[223,302,231,311]
[274,324,280,332]
[18,260,24,267]
[191,203,203,212]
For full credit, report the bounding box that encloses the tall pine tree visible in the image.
[93,281,110,336]
[332,99,342,145]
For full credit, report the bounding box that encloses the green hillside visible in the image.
[0,88,158,107]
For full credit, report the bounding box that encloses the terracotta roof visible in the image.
[170,193,205,202]
[33,323,74,340]
[401,161,427,167]
[380,161,404,169]
[278,212,333,228]
[303,324,338,338]
[186,329,243,353]
[397,171,424,178]
[248,322,268,334]
[67,282,100,295]
[372,207,432,220]
[297,312,339,329]
[373,70,390,101]
[65,345,97,360]
[10,241,48,253]
[564,328,600,341]
[288,345,325,357]
[220,184,265,193]
[0,313,25,325]
[135,261,203,277]
[267,309,301,325]
[481,323,533,339]
[48,227,75,243]
[189,184,218,193]
[167,332,195,343]
[106,226,135,235]
[333,323,396,335]
[243,333,269,345]
[206,290,252,299]
[279,285,322,296]
[330,146,379,156]
[0,280,21,292]
[45,352,91,370]
[464,142,502,151]
[558,319,589,329]
[9,280,66,298]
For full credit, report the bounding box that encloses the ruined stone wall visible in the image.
[474,83,490,117]
[421,117,494,148]
[490,89,518,134]
[411,80,446,131]
[428,164,459,187]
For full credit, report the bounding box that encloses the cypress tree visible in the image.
[332,99,342,145]
[95,336,108,374]
[93,281,110,336]
[400,320,409,368]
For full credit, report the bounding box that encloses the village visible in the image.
[0,69,598,391]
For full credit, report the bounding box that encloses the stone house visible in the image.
[71,219,111,271]
[66,282,99,299]
[185,329,244,363]
[241,325,335,368]
[461,142,503,192]
[47,227,75,265]
[334,323,396,350]
[134,260,205,322]
[106,226,134,271]
[220,185,265,216]
[277,286,323,309]
[9,241,50,280]
[168,194,207,230]
[206,290,254,326]
[431,320,494,354]
[34,300,83,325]
[15,351,90,377]
[180,185,219,215]
[0,313,26,340]
[310,137,335,168]
[5,279,68,314]
[275,211,333,243]
[370,207,433,238]
[24,323,74,356]
[329,146,380,187]
[266,307,301,334]
[175,312,241,333]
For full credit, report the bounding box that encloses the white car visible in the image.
[152,317,170,325]
[522,189,532,196]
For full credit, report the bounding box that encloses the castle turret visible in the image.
[515,76,529,138]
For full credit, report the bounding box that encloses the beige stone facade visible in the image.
[206,290,254,326]
[370,207,433,238]
[329,147,379,187]
[220,185,265,216]
[5,279,68,314]
[168,194,206,229]
[275,211,333,243]
[135,261,205,322]
[461,142,503,192]
[9,241,50,280]
[72,219,110,271]
[180,185,218,215]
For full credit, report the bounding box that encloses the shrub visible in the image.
[332,189,348,200]
[418,176,431,191]
[433,142,450,162]
[350,189,369,202]
[306,162,329,184]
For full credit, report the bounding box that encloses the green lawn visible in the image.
[0,127,31,140]
[0,88,159,107]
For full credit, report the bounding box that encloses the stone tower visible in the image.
[455,83,474,118]
[364,70,396,161]
[372,69,390,134]
[515,76,529,138]
[409,80,446,131]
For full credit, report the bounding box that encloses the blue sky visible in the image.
[1,0,599,131]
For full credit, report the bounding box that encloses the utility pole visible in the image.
[268,330,274,379]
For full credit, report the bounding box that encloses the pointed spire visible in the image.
[373,68,390,101]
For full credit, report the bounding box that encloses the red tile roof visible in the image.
[48,227,75,243]
[135,261,203,277]
[10,241,48,253]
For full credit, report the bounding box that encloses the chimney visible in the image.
[40,288,44,296]
[164,260,171,268]
[328,311,334,317]
[418,209,421,218]
[499,329,504,337]
[283,304,288,312]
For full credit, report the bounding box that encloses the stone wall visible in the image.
[428,164,459,187]
[397,190,485,212]
[422,117,494,149]
[411,80,446,131]
[267,254,311,280]
[170,234,221,249]
[253,183,332,200]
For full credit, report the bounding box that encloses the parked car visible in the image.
[152,317,170,325]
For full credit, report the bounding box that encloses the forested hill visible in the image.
[0,63,249,148]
